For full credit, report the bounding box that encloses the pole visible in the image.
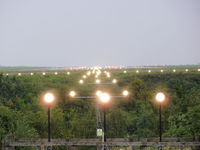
[103,107,106,142]
[48,107,51,142]
[159,104,162,142]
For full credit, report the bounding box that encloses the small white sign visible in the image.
[97,129,103,137]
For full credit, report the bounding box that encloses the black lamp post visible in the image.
[98,92,111,150]
[44,93,55,149]
[155,92,166,150]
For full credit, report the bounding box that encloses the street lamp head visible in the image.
[44,93,55,104]
[155,92,166,103]
[122,90,129,97]
[69,91,76,97]
[99,92,110,103]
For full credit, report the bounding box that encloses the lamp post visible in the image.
[98,92,110,150]
[155,92,166,149]
[43,93,55,143]
[69,90,128,150]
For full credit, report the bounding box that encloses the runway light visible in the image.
[42,72,46,75]
[96,79,101,84]
[136,70,139,73]
[18,73,21,76]
[55,72,58,75]
[30,73,34,75]
[6,73,9,76]
[79,80,84,84]
[148,70,151,73]
[155,92,166,103]
[69,91,76,97]
[112,79,117,84]
[99,93,110,103]
[44,93,55,104]
[173,69,176,72]
[87,71,91,76]
[67,72,70,75]
[123,71,127,74]
[198,69,200,72]
[160,70,164,73]
[83,75,87,79]
[96,90,102,96]
[185,69,189,72]
[122,90,129,96]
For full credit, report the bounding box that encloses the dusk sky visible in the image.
[0,0,200,67]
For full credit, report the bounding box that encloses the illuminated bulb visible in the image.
[112,79,117,84]
[67,72,70,75]
[83,75,87,79]
[96,79,101,84]
[148,70,151,73]
[155,92,166,103]
[18,73,21,76]
[96,90,102,96]
[185,69,189,72]
[30,73,34,75]
[173,69,176,72]
[87,71,91,76]
[42,72,46,75]
[198,69,200,72]
[55,72,58,75]
[44,93,55,103]
[69,91,76,97]
[79,80,84,84]
[136,70,139,73]
[122,90,129,96]
[124,71,127,74]
[6,73,9,76]
[160,70,164,73]
[99,93,110,103]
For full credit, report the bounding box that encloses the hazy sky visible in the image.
[0,0,200,67]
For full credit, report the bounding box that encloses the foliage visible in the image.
[0,72,200,150]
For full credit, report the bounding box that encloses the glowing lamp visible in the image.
[112,79,117,84]
[69,91,76,97]
[122,90,129,96]
[44,93,55,104]
[99,93,110,103]
[155,92,166,103]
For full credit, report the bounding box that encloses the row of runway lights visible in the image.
[3,68,200,76]
[78,70,117,84]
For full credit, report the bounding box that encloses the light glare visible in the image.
[69,91,76,97]
[99,93,110,103]
[155,92,166,103]
[122,90,129,96]
[44,93,55,103]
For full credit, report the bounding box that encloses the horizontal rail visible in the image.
[5,138,200,147]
